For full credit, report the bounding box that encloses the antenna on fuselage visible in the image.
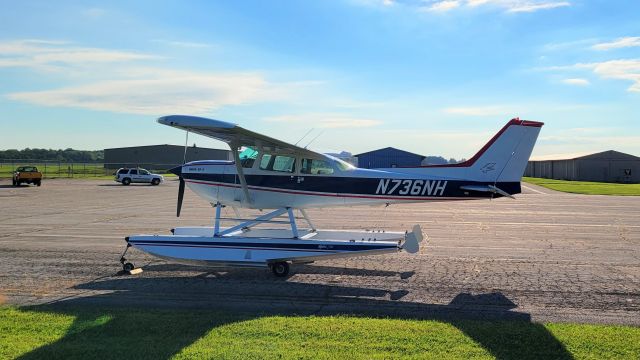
[294,128,314,146]
[304,130,324,149]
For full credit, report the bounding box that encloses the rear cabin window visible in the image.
[239,147,259,168]
[301,159,334,175]
[118,169,129,174]
[259,154,296,173]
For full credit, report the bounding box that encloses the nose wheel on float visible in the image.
[119,243,136,272]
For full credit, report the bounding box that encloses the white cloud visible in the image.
[561,78,590,86]
[2,39,315,115]
[590,60,640,92]
[265,113,383,128]
[541,59,640,92]
[592,37,640,51]
[423,1,461,12]
[0,39,158,70]
[7,69,290,115]
[355,0,570,13]
[504,1,570,12]
[443,105,514,116]
[420,0,570,13]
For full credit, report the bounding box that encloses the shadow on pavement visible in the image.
[16,269,574,360]
[142,262,415,279]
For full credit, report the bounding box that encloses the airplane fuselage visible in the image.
[177,160,519,209]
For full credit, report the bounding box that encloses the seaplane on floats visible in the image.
[121,115,543,277]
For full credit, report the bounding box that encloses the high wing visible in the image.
[158,115,322,158]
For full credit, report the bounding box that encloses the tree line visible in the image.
[0,148,104,162]
[423,156,466,165]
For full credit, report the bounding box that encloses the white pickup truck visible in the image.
[114,168,164,186]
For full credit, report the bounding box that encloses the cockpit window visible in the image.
[239,147,259,168]
[259,154,296,173]
[301,159,334,175]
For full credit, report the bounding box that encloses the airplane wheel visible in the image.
[123,262,135,272]
[271,262,289,277]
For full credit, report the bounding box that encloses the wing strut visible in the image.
[231,144,252,205]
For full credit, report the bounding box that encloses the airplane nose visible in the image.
[169,165,182,177]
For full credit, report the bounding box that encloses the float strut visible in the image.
[287,207,299,239]
[214,202,222,236]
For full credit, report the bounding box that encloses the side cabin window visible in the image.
[301,158,334,175]
[129,169,138,175]
[239,147,259,168]
[259,154,296,173]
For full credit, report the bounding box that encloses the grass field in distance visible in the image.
[0,163,176,180]
[1,306,639,359]
[523,177,640,196]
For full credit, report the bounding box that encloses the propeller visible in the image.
[177,177,185,217]
[169,165,184,217]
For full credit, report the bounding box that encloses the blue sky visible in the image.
[0,0,639,159]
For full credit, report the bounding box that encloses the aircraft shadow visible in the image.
[16,271,573,360]
[142,262,415,279]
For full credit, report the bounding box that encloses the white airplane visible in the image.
[122,115,543,277]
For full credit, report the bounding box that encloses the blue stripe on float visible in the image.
[128,240,397,252]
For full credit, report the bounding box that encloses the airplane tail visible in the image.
[463,118,543,183]
[422,118,543,184]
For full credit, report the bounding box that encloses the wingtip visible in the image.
[156,115,237,129]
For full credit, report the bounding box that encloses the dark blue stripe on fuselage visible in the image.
[182,172,520,198]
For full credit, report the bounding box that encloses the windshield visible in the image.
[324,154,355,171]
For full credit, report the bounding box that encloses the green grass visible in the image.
[1,306,639,359]
[523,177,640,196]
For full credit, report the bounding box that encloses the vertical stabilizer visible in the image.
[421,118,543,183]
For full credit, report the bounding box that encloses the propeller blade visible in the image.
[177,177,185,217]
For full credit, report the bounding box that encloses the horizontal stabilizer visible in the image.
[460,185,516,199]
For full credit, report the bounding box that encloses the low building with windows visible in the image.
[524,150,640,183]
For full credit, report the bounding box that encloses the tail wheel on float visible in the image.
[270,261,290,277]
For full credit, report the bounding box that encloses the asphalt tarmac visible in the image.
[0,178,638,325]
